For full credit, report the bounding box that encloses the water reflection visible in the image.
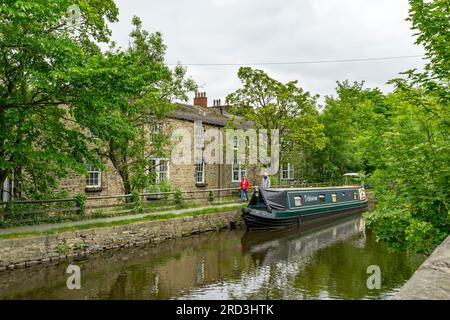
[0,214,424,300]
[241,216,366,267]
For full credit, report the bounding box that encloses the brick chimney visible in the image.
[194,92,207,108]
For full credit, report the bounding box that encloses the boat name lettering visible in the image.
[304,195,318,202]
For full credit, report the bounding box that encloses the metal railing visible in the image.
[0,187,248,222]
[0,183,340,225]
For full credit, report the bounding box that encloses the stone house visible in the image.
[1,92,297,202]
[57,93,268,199]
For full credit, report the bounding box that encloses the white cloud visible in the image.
[108,0,425,104]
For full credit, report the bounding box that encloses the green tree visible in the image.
[0,2,196,198]
[305,81,387,183]
[86,16,196,195]
[226,67,325,181]
[364,87,449,254]
[0,0,119,197]
[406,0,449,104]
[364,0,449,254]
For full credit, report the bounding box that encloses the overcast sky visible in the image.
[108,0,425,106]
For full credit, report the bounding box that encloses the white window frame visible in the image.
[151,158,170,183]
[232,160,246,183]
[332,193,337,203]
[294,196,302,207]
[195,161,205,184]
[281,163,294,180]
[86,164,101,189]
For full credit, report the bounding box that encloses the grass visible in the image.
[0,198,240,229]
[0,204,246,240]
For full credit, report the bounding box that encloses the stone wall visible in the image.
[57,116,262,200]
[394,234,450,300]
[60,159,124,198]
[0,210,243,272]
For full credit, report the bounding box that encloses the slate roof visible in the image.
[172,103,253,129]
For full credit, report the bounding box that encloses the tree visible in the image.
[306,81,388,183]
[0,0,119,197]
[85,16,196,195]
[0,1,196,198]
[364,0,449,254]
[406,0,449,104]
[226,67,325,181]
[364,87,449,254]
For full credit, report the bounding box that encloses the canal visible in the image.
[0,215,425,300]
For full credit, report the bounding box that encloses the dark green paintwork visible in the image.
[274,200,368,218]
[252,186,368,219]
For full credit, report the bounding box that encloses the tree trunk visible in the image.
[109,139,133,201]
[0,169,7,192]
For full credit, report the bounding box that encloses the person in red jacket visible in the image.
[240,175,250,203]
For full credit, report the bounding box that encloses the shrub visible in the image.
[365,208,448,255]
[405,220,447,255]
[174,189,185,208]
[131,190,142,213]
[57,243,70,255]
[73,242,85,250]
[208,191,215,202]
[159,180,171,199]
[75,193,87,215]
[269,175,277,187]
[364,209,412,252]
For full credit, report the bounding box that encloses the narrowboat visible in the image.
[241,186,368,230]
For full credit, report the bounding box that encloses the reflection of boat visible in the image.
[241,214,365,266]
[241,186,368,229]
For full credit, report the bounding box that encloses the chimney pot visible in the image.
[194,91,208,108]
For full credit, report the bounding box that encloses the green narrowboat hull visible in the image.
[242,187,368,230]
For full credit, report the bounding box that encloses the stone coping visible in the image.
[394,234,450,300]
[0,210,242,272]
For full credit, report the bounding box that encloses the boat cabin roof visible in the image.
[264,185,361,192]
[251,186,363,211]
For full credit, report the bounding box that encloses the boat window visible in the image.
[332,193,337,203]
[318,194,326,203]
[342,192,346,197]
[294,196,302,207]
[353,192,358,200]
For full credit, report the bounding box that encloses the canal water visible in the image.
[0,215,425,300]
